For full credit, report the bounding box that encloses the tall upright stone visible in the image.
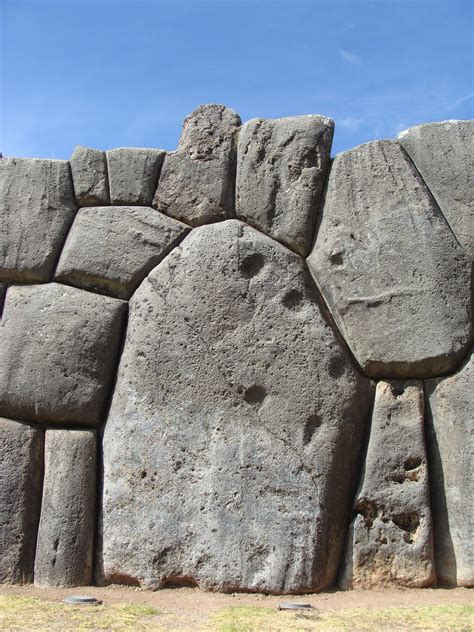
[107,148,165,206]
[340,381,435,588]
[425,350,473,586]
[102,219,373,593]
[153,104,241,226]
[398,120,474,258]
[0,418,43,583]
[236,115,334,256]
[0,283,127,426]
[307,140,472,379]
[0,158,77,282]
[34,429,96,587]
[70,146,110,206]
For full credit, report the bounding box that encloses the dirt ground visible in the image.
[0,583,472,631]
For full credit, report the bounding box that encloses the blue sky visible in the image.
[0,0,472,158]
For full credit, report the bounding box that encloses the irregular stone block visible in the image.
[34,429,96,587]
[0,418,43,583]
[399,120,474,258]
[55,206,190,300]
[107,148,165,206]
[153,104,241,226]
[70,146,109,206]
[0,283,127,426]
[307,140,472,379]
[0,158,77,282]
[102,219,373,593]
[340,381,435,588]
[236,115,334,256]
[425,350,473,586]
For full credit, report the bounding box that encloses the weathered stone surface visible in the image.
[34,429,96,587]
[70,145,109,206]
[0,158,77,282]
[340,381,435,589]
[102,219,373,593]
[0,283,127,426]
[107,148,165,206]
[398,120,474,258]
[0,418,43,583]
[55,206,189,300]
[425,350,473,586]
[236,115,334,256]
[153,104,241,227]
[307,140,472,379]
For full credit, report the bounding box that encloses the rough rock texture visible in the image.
[340,381,435,588]
[107,148,165,206]
[34,429,96,587]
[398,120,474,258]
[70,146,109,206]
[102,219,373,593]
[153,104,241,226]
[0,283,127,426]
[0,418,43,583]
[55,206,190,299]
[425,350,473,586]
[307,140,472,379]
[0,158,77,282]
[236,115,334,256]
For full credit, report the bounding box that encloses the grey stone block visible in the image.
[399,120,474,258]
[70,146,109,206]
[307,140,472,379]
[102,219,373,593]
[0,418,43,583]
[0,283,127,427]
[153,104,241,226]
[236,115,334,256]
[0,158,77,282]
[55,206,190,299]
[107,148,165,206]
[425,350,473,586]
[340,381,435,588]
[34,429,96,587]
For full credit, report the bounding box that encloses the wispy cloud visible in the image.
[446,92,474,112]
[339,49,361,64]
[339,116,365,131]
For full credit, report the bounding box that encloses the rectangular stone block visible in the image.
[34,429,96,587]
[0,418,44,583]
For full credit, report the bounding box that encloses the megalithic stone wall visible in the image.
[0,105,472,592]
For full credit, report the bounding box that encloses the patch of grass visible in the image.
[210,604,474,632]
[0,594,162,631]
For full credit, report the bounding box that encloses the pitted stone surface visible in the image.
[153,104,241,226]
[107,147,165,206]
[55,206,189,300]
[399,120,474,258]
[0,418,43,583]
[102,219,373,593]
[340,381,435,589]
[425,350,473,587]
[307,140,472,379]
[0,158,76,282]
[34,429,96,587]
[236,115,334,256]
[70,146,109,206]
[0,283,127,426]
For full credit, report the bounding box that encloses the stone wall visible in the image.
[0,106,472,592]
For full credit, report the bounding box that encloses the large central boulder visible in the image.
[102,220,373,593]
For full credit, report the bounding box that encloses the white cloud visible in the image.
[339,116,365,131]
[339,49,361,64]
